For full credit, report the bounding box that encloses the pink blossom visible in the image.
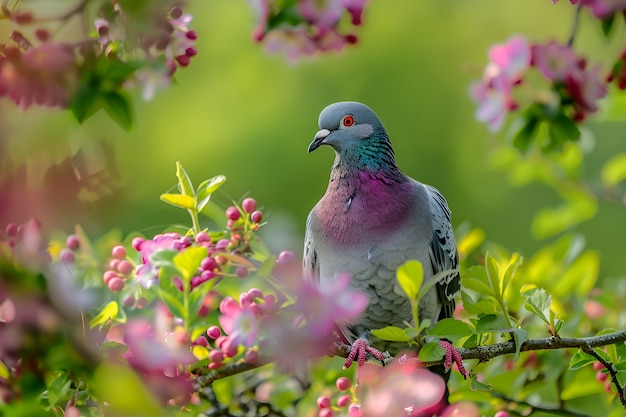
[249,0,270,41]
[299,0,343,29]
[566,64,607,116]
[264,28,320,61]
[358,354,447,417]
[341,0,368,25]
[218,296,260,348]
[580,0,626,18]
[470,36,531,131]
[531,41,579,82]
[0,44,77,110]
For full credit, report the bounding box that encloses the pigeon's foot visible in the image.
[439,340,468,379]
[343,338,387,381]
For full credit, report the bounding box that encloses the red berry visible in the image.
[242,198,257,214]
[108,277,124,292]
[593,361,604,371]
[207,326,221,339]
[66,234,80,250]
[317,396,331,409]
[605,380,613,393]
[251,210,263,223]
[596,371,608,382]
[336,376,351,391]
[117,260,133,275]
[111,245,127,260]
[337,394,351,407]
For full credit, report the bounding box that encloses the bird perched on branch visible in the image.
[303,101,462,376]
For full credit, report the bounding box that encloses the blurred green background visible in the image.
[2,0,626,278]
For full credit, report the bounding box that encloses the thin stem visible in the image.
[568,2,583,46]
[492,392,593,417]
[582,346,626,408]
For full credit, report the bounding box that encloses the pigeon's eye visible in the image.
[341,115,355,127]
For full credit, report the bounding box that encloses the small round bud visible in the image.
[336,376,351,391]
[201,256,217,271]
[337,394,351,407]
[245,349,258,363]
[117,260,133,275]
[60,249,75,263]
[136,297,148,309]
[131,237,144,251]
[103,270,118,284]
[196,231,210,243]
[318,409,333,417]
[5,223,17,237]
[277,250,295,263]
[108,277,125,291]
[111,245,127,260]
[123,294,136,307]
[207,326,221,339]
[596,371,608,383]
[317,396,331,409]
[209,349,224,363]
[242,198,257,214]
[251,210,263,223]
[66,234,80,250]
[225,206,241,221]
[236,266,248,278]
[185,30,198,40]
[185,46,197,57]
[194,336,209,347]
[176,54,191,67]
[593,361,604,371]
[494,411,509,417]
[170,6,183,19]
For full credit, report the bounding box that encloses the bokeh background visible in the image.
[2,0,625,278]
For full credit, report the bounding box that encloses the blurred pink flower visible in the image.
[531,41,578,82]
[341,0,368,25]
[0,43,77,110]
[299,0,343,28]
[566,64,606,116]
[358,354,447,417]
[264,28,320,61]
[218,296,260,349]
[579,0,626,18]
[470,36,531,131]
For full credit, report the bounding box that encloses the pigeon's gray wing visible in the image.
[425,185,460,320]
[303,210,319,283]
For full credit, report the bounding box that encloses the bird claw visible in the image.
[439,340,468,379]
[343,338,387,380]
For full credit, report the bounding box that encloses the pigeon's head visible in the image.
[308,102,388,154]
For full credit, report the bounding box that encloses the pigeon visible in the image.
[303,101,462,376]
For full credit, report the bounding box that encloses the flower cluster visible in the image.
[0,1,198,124]
[471,36,606,133]
[249,0,368,61]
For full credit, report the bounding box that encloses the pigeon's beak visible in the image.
[308,129,331,153]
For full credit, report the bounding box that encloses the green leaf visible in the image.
[418,341,445,362]
[601,153,626,186]
[396,260,423,302]
[461,291,496,315]
[93,363,162,417]
[173,246,208,281]
[474,314,511,333]
[196,175,227,212]
[160,193,196,210]
[522,287,551,324]
[102,91,133,132]
[546,113,580,150]
[510,115,540,153]
[176,161,195,197]
[485,253,501,299]
[511,328,528,362]
[47,372,71,407]
[428,318,474,342]
[601,12,616,37]
[70,81,101,124]
[469,372,492,391]
[371,326,411,342]
[256,256,276,278]
[502,252,522,295]
[569,350,598,370]
[89,301,119,328]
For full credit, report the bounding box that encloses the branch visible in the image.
[581,346,626,408]
[567,1,583,46]
[192,329,626,391]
